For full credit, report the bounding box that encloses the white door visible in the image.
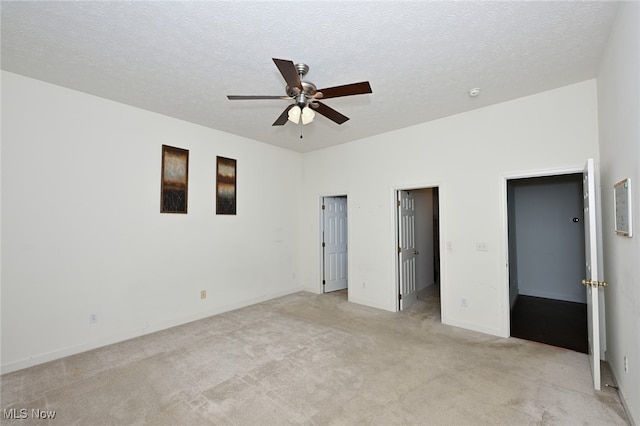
[398,191,418,310]
[323,197,348,293]
[583,158,605,390]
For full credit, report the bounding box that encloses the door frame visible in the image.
[500,165,605,359]
[319,194,349,295]
[393,184,445,319]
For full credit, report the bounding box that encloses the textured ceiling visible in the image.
[1,1,619,153]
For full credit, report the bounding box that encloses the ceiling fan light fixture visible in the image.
[301,106,315,124]
[288,105,301,124]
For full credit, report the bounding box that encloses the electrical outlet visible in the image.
[200,290,207,299]
[89,314,98,324]
[624,356,629,373]
[461,298,468,308]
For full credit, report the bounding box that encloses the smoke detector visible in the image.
[468,88,481,97]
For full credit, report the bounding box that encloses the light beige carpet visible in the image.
[0,289,630,425]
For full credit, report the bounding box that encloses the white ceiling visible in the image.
[1,1,620,153]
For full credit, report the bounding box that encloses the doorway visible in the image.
[396,187,441,316]
[507,173,588,352]
[321,196,348,293]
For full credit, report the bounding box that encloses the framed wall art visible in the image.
[216,156,236,215]
[614,178,632,237]
[160,145,189,213]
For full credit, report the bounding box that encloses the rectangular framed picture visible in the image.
[160,145,189,213]
[216,156,236,215]
[614,178,632,237]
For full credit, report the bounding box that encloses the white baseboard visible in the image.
[443,318,508,339]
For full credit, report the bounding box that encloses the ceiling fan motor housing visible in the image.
[286,80,318,102]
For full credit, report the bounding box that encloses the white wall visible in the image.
[1,72,303,373]
[300,80,600,337]
[596,1,640,423]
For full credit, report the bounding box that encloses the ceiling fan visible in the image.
[227,58,372,127]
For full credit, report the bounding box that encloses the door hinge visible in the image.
[398,293,402,300]
[322,242,326,248]
[397,200,401,207]
[322,204,326,210]
[398,246,402,254]
[323,280,326,285]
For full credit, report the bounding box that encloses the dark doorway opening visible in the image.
[507,174,588,353]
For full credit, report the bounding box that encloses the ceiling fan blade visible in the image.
[316,81,372,99]
[227,95,289,100]
[273,104,295,126]
[313,102,349,124]
[273,58,302,91]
